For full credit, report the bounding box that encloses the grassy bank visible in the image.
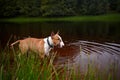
[1,14,120,23]
[0,47,118,80]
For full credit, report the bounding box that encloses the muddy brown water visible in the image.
[0,22,120,78]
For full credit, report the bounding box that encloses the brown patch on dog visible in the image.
[11,38,45,58]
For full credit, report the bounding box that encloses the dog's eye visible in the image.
[56,38,60,41]
[53,37,61,41]
[58,38,61,41]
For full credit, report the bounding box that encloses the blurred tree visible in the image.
[96,0,109,14]
[15,0,41,16]
[0,0,41,17]
[109,0,117,10]
[77,0,109,15]
[117,0,120,12]
[0,0,17,17]
[41,0,77,16]
[0,0,119,17]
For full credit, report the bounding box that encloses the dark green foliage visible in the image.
[15,0,41,16]
[0,0,41,17]
[0,0,17,17]
[116,0,120,12]
[109,0,120,12]
[0,0,119,17]
[41,0,77,16]
[77,0,109,15]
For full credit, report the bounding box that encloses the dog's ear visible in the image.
[51,32,55,36]
[57,30,59,34]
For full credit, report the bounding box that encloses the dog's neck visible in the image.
[47,37,54,48]
[44,36,54,49]
[43,36,54,56]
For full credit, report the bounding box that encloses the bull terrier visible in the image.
[10,32,64,58]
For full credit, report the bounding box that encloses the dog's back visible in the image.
[19,38,44,54]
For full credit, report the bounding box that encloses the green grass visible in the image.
[1,14,120,23]
[0,46,118,80]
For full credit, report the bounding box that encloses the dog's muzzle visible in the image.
[59,41,64,48]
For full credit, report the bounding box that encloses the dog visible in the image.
[10,32,64,58]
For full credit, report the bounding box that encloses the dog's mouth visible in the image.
[57,42,65,48]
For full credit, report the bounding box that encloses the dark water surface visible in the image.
[0,22,120,44]
[0,22,120,78]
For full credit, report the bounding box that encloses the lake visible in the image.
[0,22,120,79]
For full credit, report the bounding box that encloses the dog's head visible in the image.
[51,31,64,48]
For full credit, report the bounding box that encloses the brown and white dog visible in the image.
[10,32,64,58]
